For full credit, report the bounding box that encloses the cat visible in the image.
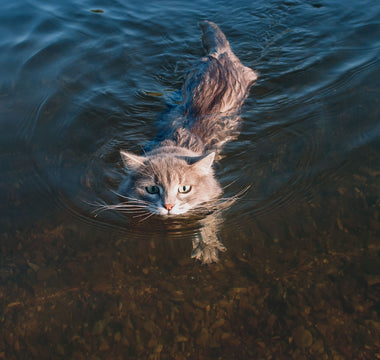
[102,21,257,263]
[118,21,257,217]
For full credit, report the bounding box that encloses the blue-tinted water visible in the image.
[1,0,379,358]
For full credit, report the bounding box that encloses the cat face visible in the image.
[118,150,222,216]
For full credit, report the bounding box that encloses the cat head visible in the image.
[118,150,222,216]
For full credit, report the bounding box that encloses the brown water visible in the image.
[1,0,379,358]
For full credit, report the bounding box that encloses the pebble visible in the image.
[293,326,313,348]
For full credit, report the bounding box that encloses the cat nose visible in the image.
[164,204,175,211]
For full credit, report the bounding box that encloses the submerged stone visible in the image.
[293,326,313,348]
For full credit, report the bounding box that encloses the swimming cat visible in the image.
[104,21,257,263]
[118,21,257,217]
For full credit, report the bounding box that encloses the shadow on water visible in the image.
[1,0,380,358]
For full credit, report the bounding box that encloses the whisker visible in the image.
[133,211,153,218]
[81,199,144,215]
[117,209,147,214]
[219,184,252,202]
[89,200,150,216]
[183,184,253,216]
[90,204,116,215]
[111,190,151,205]
[221,179,238,190]
[138,212,155,222]
[111,203,147,209]
[81,199,108,209]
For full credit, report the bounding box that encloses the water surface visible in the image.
[1,0,379,358]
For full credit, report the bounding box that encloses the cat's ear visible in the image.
[120,150,145,169]
[191,152,215,174]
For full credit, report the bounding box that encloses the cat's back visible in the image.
[182,21,257,118]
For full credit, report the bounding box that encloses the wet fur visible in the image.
[118,21,257,217]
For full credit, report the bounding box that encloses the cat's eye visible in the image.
[178,185,192,193]
[146,185,160,194]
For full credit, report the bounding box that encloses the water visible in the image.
[1,0,379,358]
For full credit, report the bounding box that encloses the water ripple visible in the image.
[1,0,379,250]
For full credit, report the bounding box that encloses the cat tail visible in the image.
[199,20,257,84]
[199,20,230,54]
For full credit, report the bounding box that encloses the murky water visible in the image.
[1,0,380,358]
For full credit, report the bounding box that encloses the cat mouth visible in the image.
[149,203,193,216]
[163,209,178,216]
[153,207,176,216]
[158,208,189,216]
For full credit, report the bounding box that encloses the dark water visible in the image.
[1,0,380,358]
